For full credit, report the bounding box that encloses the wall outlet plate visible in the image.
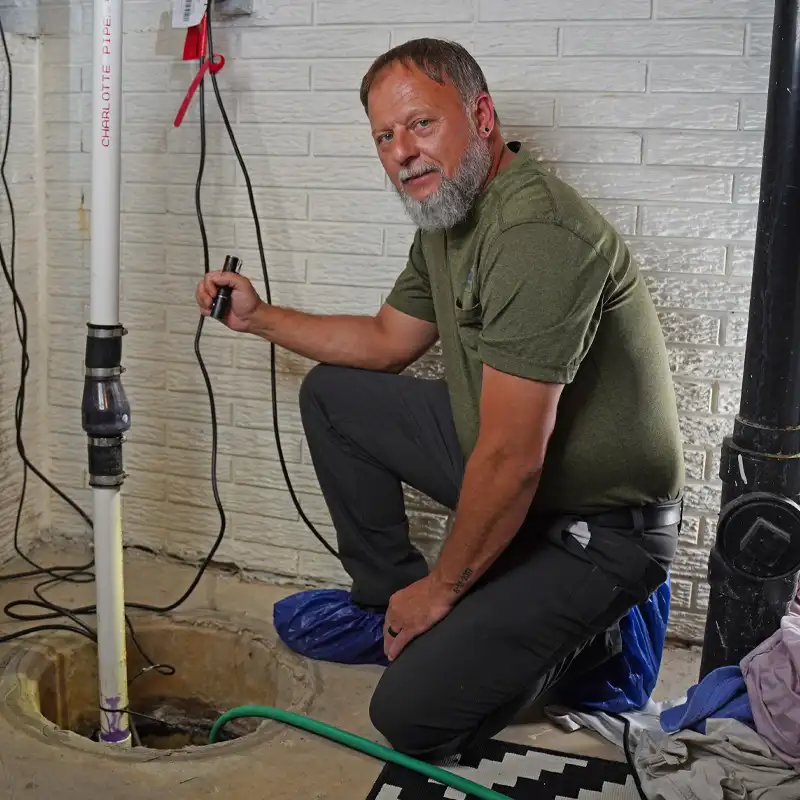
[215,0,253,18]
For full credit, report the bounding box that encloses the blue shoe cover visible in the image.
[273,588,389,666]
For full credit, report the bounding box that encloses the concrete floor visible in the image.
[0,545,702,798]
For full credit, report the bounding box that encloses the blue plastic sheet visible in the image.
[273,588,389,666]
[561,576,672,714]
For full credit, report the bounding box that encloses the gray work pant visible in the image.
[299,364,679,761]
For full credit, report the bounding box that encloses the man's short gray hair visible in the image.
[359,38,495,119]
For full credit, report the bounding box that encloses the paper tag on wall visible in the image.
[172,0,205,28]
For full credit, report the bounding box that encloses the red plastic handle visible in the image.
[174,15,225,128]
[174,54,225,128]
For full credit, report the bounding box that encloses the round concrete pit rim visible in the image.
[0,610,320,762]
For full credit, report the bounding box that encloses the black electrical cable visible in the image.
[0,12,93,584]
[202,2,338,559]
[0,0,337,659]
[0,9,99,641]
[99,0,343,617]
[607,712,649,800]
[88,0,341,620]
[0,11,214,659]
[0,13,174,690]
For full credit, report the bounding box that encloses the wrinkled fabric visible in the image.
[660,665,753,734]
[545,697,682,751]
[635,718,800,800]
[740,613,800,768]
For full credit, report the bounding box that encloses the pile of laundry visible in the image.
[547,588,800,799]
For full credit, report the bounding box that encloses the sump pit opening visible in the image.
[1,613,317,759]
[41,623,268,748]
[76,693,251,749]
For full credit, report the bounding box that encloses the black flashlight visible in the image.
[210,254,242,321]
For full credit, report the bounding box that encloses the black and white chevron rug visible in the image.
[366,738,640,799]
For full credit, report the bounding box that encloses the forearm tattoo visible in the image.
[453,567,473,595]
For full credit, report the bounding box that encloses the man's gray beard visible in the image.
[393,136,492,231]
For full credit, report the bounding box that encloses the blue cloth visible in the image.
[560,577,672,714]
[659,665,753,734]
[273,588,389,666]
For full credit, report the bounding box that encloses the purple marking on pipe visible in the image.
[100,695,130,743]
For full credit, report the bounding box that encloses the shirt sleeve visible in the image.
[476,222,613,384]
[384,230,438,324]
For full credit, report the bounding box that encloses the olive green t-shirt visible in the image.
[385,141,684,514]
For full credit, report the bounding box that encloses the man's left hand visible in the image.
[383,576,454,661]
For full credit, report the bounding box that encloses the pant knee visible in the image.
[369,687,426,757]
[369,680,458,761]
[298,363,341,420]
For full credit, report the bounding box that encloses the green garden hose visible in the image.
[210,705,512,800]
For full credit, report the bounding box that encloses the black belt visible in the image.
[582,497,683,534]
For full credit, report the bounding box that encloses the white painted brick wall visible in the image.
[0,0,777,643]
[0,32,46,563]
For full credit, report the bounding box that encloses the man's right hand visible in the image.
[195,270,263,333]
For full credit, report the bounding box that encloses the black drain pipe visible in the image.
[699,0,800,678]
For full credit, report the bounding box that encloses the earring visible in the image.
[484,127,489,133]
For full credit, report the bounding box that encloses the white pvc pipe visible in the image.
[90,0,130,745]
[91,0,122,324]
[92,488,130,745]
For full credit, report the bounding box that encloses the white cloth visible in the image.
[544,697,682,752]
[634,717,800,800]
